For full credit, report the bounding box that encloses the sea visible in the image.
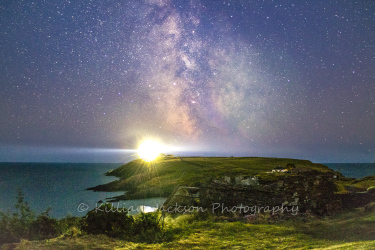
[0,162,374,219]
[323,163,375,179]
[0,162,166,219]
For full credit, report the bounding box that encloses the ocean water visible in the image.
[323,163,375,179]
[0,162,166,219]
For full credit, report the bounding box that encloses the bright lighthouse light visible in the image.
[137,140,163,162]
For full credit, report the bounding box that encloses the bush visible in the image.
[82,203,134,238]
[286,163,296,169]
[133,212,174,243]
[0,211,18,245]
[29,208,60,240]
[0,191,174,245]
[81,205,172,242]
[0,189,35,244]
[134,212,161,234]
[59,215,84,237]
[0,190,62,245]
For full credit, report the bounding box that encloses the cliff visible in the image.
[87,157,334,202]
[163,170,340,215]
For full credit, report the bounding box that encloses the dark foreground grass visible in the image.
[6,206,375,250]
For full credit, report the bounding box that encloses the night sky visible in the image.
[1,0,374,163]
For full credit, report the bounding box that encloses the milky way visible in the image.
[128,0,275,141]
[0,0,374,162]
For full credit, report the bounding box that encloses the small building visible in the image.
[272,166,288,173]
[160,154,174,158]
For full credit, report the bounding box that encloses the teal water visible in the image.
[323,163,375,179]
[0,162,166,219]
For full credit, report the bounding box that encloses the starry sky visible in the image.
[0,0,374,163]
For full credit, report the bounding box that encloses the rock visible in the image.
[163,170,338,215]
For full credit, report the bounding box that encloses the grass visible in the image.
[89,157,333,200]
[7,235,131,250]
[159,209,375,249]
[351,176,375,190]
[6,206,375,249]
[334,176,375,194]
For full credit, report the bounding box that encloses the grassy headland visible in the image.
[88,156,334,200]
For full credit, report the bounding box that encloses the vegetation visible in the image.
[352,175,375,189]
[82,203,134,238]
[81,203,171,243]
[0,190,60,244]
[0,192,171,247]
[335,175,375,193]
[88,157,333,200]
[3,203,375,249]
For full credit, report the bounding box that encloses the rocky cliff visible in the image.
[163,170,341,215]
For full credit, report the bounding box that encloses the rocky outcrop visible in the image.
[163,170,340,215]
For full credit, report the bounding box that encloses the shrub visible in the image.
[29,208,60,240]
[0,190,63,244]
[133,212,171,243]
[286,163,296,169]
[0,189,35,244]
[134,212,161,234]
[59,215,84,237]
[0,211,18,245]
[82,203,134,237]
